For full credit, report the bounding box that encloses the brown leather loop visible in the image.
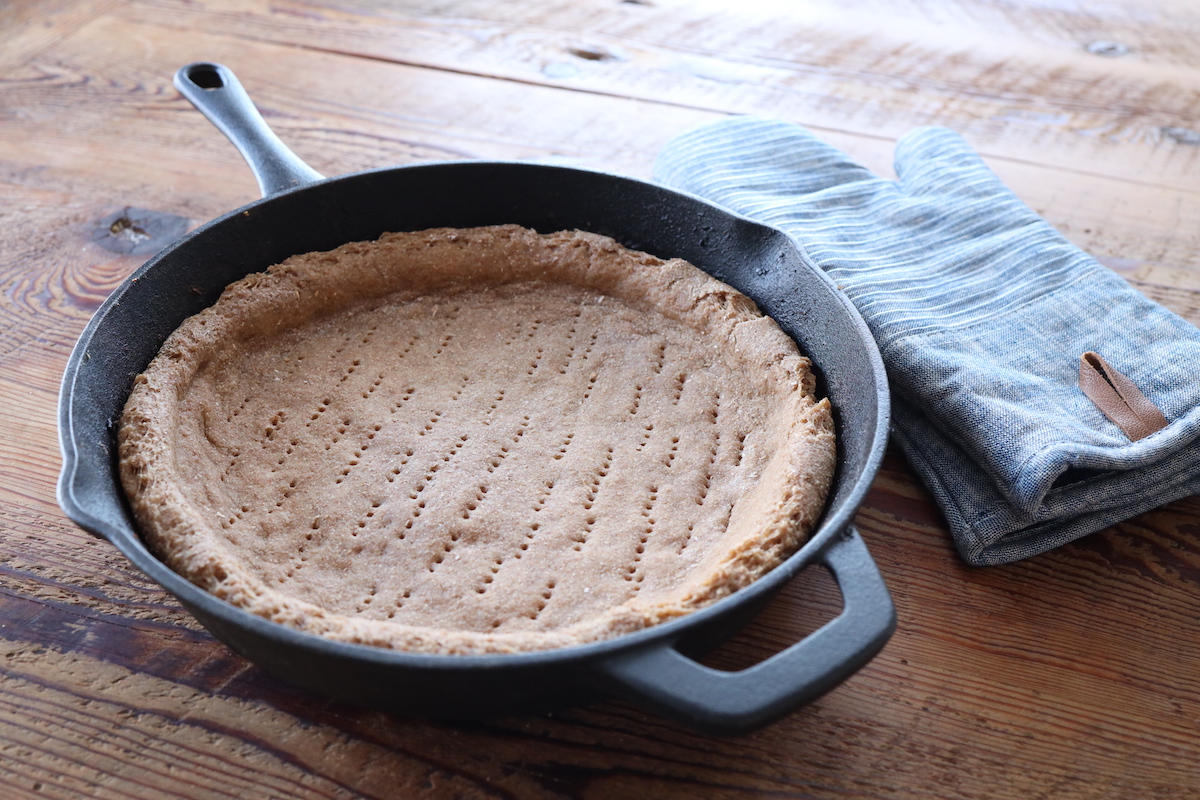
[1079,352,1168,441]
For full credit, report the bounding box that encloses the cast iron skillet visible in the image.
[57,63,895,735]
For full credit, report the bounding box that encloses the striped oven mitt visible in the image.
[655,117,1200,565]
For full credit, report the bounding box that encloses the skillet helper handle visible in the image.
[174,62,324,198]
[595,527,895,735]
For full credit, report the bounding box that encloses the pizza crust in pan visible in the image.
[119,225,836,654]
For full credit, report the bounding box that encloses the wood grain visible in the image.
[121,0,1200,186]
[6,2,1197,269]
[2,0,1199,797]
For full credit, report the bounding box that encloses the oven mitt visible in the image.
[654,117,1200,565]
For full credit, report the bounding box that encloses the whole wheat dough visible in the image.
[119,225,835,654]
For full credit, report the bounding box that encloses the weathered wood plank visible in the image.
[116,0,1200,194]
[0,634,503,799]
[3,15,1198,279]
[0,0,122,74]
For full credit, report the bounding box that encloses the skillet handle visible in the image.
[593,527,895,735]
[174,62,324,198]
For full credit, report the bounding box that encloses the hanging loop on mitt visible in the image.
[1079,351,1168,441]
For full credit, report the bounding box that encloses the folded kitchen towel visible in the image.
[654,117,1200,565]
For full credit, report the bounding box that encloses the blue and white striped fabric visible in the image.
[655,117,1200,565]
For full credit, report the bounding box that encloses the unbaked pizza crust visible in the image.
[118,225,835,654]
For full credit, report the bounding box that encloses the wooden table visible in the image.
[4,1,1199,797]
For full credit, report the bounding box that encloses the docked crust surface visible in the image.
[118,225,835,654]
